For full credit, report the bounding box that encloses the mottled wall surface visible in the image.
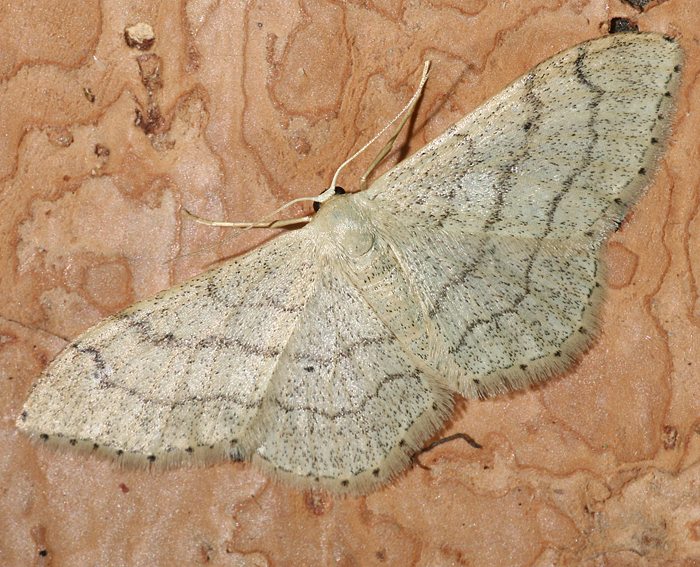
[1,1,698,566]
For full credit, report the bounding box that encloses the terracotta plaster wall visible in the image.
[1,1,699,566]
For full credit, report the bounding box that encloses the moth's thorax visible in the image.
[312,194,375,258]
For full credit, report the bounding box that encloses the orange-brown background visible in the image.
[1,1,698,565]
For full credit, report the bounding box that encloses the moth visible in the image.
[18,33,682,494]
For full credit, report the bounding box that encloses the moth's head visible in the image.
[312,186,346,212]
[311,188,375,258]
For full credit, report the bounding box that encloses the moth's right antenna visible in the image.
[317,60,432,202]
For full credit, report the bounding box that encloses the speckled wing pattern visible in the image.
[18,228,453,493]
[18,33,681,494]
[363,32,682,398]
[18,232,321,466]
